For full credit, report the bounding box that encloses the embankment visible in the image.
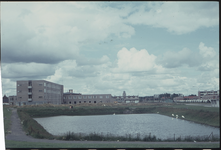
[15,103,219,140]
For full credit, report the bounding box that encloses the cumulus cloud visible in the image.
[157,42,218,70]
[156,48,201,68]
[199,42,216,58]
[1,2,135,64]
[114,47,161,72]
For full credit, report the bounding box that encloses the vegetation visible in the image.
[17,108,54,139]
[4,103,219,146]
[59,131,219,142]
[3,106,12,135]
[17,103,219,127]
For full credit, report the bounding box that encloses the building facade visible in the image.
[3,95,9,104]
[114,91,139,103]
[198,90,219,100]
[63,89,116,104]
[16,80,63,106]
[8,95,17,105]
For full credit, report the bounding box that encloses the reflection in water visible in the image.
[34,114,220,139]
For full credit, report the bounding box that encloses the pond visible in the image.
[34,114,220,140]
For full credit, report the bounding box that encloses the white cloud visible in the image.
[157,48,201,68]
[126,2,219,34]
[1,63,55,78]
[199,42,216,58]
[114,47,160,72]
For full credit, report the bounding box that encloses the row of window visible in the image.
[17,82,62,90]
[18,89,61,94]
[68,100,106,104]
[64,95,109,99]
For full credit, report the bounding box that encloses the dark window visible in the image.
[94,101,96,103]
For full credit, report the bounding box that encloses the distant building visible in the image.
[63,89,116,104]
[16,80,63,106]
[114,91,139,103]
[3,95,9,104]
[198,90,219,100]
[9,95,17,105]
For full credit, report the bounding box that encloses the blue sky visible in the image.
[1,1,219,97]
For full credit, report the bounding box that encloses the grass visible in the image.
[17,108,54,139]
[4,103,220,148]
[3,106,12,135]
[59,131,219,142]
[5,140,220,148]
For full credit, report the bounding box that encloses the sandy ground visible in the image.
[5,108,219,145]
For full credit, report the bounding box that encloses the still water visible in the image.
[34,114,220,139]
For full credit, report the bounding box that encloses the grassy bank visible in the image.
[13,103,219,143]
[17,108,54,139]
[3,106,12,135]
[18,103,219,127]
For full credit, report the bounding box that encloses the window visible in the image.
[100,96,103,98]
[44,89,46,92]
[88,96,92,99]
[39,83,43,86]
[17,84,21,86]
[39,96,43,98]
[28,95,32,98]
[18,90,22,93]
[94,101,96,103]
[78,96,82,99]
[28,81,32,86]
[83,96,87,99]
[19,97,22,99]
[73,96,77,99]
[100,101,102,103]
[93,96,97,99]
[39,90,43,92]
[44,83,46,86]
[106,95,109,98]
[79,101,81,103]
[89,101,91,103]
[84,101,86,103]
[68,96,71,99]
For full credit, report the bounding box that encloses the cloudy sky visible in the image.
[1,1,219,97]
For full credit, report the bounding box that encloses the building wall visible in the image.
[16,80,63,106]
[63,94,115,104]
[8,95,17,105]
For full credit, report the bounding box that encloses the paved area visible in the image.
[5,108,220,145]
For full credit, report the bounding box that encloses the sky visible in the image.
[0,1,219,97]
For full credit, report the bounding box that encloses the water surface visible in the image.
[34,114,220,139]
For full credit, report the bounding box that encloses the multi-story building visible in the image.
[114,91,139,103]
[8,95,17,105]
[16,80,63,106]
[198,90,219,100]
[63,89,116,104]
